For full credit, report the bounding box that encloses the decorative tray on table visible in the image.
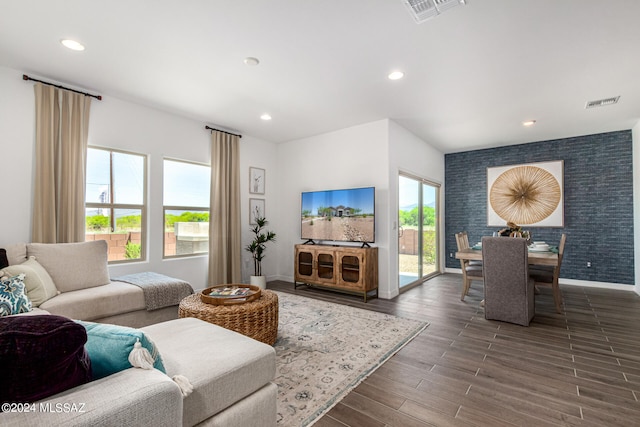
[200,284,261,305]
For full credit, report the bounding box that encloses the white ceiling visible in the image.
[1,0,639,153]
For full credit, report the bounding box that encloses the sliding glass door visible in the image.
[398,173,440,289]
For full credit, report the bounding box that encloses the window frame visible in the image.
[85,146,147,264]
[162,157,211,259]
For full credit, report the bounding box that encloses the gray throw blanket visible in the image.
[113,272,194,311]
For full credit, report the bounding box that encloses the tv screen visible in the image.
[301,187,375,243]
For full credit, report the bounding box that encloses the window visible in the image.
[163,158,210,257]
[85,147,146,262]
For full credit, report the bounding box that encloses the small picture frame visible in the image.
[249,198,265,225]
[249,167,265,194]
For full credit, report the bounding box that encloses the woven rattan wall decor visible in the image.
[487,160,563,227]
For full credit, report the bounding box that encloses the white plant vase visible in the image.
[250,275,267,290]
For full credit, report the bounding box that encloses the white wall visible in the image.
[274,120,392,296]
[0,67,35,245]
[387,120,445,297]
[0,65,276,291]
[239,136,278,283]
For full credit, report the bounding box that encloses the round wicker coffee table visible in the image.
[178,289,278,345]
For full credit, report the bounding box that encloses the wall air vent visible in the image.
[402,0,466,24]
[585,96,620,109]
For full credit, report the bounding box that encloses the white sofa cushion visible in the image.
[40,281,146,321]
[142,318,276,427]
[0,368,183,427]
[1,257,59,306]
[9,307,50,316]
[27,240,110,292]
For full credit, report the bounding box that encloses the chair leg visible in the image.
[461,278,470,301]
[552,281,562,314]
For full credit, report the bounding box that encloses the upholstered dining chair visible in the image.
[529,233,567,314]
[482,236,535,326]
[455,232,483,301]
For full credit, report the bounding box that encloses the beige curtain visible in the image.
[209,131,242,285]
[32,83,91,243]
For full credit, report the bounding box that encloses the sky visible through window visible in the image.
[163,159,210,208]
[86,150,211,218]
[86,148,145,217]
[399,176,436,209]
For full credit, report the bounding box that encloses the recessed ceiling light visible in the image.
[61,39,85,51]
[260,114,272,121]
[244,57,260,66]
[522,120,536,127]
[388,71,404,80]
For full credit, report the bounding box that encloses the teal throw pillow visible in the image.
[75,320,166,380]
[0,274,32,316]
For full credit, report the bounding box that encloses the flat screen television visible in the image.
[300,186,375,244]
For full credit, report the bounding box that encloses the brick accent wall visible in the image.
[445,130,634,285]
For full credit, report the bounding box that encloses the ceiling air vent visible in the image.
[403,0,466,24]
[585,96,620,109]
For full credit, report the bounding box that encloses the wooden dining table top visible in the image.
[455,247,558,267]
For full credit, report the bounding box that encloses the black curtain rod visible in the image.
[205,126,242,138]
[23,74,102,100]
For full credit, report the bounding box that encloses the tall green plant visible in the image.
[245,217,276,276]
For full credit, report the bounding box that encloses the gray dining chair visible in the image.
[482,236,535,326]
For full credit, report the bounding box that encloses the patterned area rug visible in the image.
[274,291,428,426]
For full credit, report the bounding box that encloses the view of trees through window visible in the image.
[398,205,436,228]
[85,147,146,262]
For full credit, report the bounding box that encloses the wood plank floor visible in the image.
[269,275,640,426]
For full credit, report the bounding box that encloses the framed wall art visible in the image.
[487,160,564,227]
[249,167,265,195]
[249,198,265,225]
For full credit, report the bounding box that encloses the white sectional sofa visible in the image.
[0,241,278,426]
[3,240,184,327]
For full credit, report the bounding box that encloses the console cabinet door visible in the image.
[314,248,337,285]
[295,247,315,281]
[338,250,365,289]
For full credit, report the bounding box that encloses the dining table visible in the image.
[455,245,558,267]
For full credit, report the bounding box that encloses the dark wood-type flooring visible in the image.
[269,274,640,426]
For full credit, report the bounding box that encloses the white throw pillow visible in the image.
[0,257,59,307]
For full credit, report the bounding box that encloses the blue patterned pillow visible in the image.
[0,274,32,316]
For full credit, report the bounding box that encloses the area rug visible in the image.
[274,291,428,426]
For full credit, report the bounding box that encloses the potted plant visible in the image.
[245,216,276,289]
